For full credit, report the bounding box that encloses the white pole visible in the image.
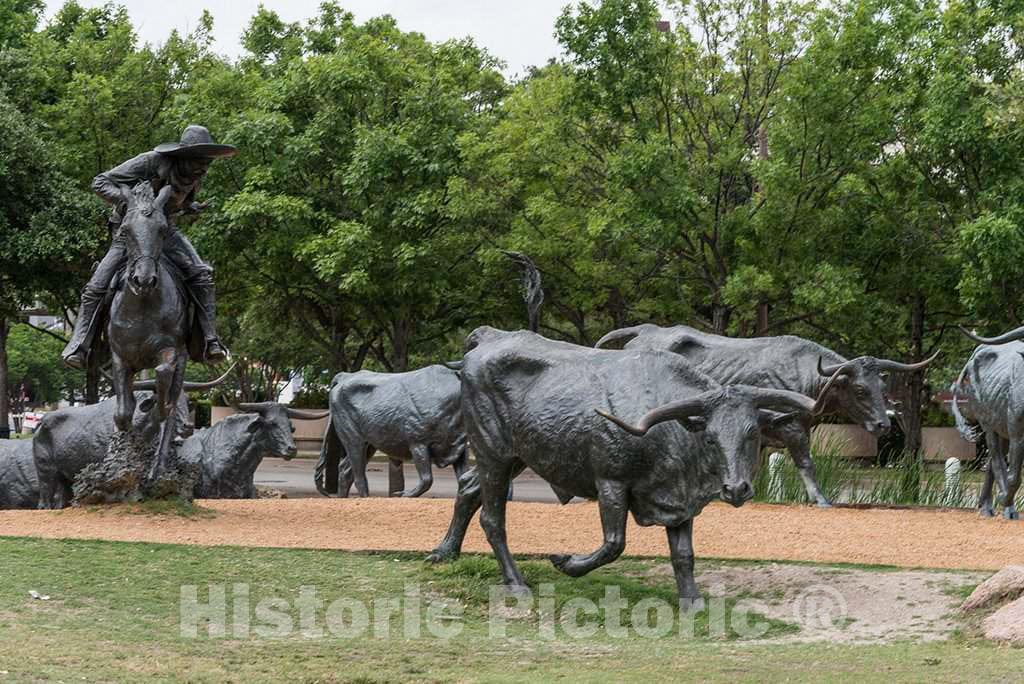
[943,457,961,507]
[768,452,786,502]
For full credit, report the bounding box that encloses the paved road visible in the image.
[255,457,564,502]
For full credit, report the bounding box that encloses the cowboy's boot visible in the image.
[61,286,106,370]
[191,278,229,364]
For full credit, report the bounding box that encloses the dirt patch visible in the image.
[0,499,1020,571]
[682,563,984,643]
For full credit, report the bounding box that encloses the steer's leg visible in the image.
[401,444,434,497]
[1003,431,1024,520]
[388,458,405,496]
[478,459,529,592]
[343,439,371,497]
[550,479,628,577]
[666,519,704,610]
[979,430,1003,518]
[427,461,528,563]
[769,419,830,507]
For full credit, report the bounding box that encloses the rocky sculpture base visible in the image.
[72,430,198,506]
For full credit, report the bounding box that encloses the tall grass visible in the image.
[753,434,978,508]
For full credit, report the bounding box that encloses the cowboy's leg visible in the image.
[163,229,228,363]
[62,238,127,369]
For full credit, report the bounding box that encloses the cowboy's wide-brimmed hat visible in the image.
[154,125,237,158]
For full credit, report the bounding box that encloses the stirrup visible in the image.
[62,351,88,371]
[204,339,230,364]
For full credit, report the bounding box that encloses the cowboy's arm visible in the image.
[91,152,158,205]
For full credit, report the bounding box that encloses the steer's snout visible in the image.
[721,480,753,507]
[864,417,890,436]
[284,445,298,461]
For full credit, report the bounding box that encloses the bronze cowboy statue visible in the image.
[62,125,235,370]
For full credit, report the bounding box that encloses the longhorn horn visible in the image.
[442,360,464,371]
[876,350,940,373]
[287,408,330,420]
[817,356,850,377]
[132,363,236,392]
[812,360,855,412]
[958,324,1024,346]
[751,387,823,417]
[232,401,270,414]
[594,390,722,437]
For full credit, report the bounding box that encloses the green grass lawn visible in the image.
[0,537,1019,682]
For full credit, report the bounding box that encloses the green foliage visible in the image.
[0,0,1023,457]
[754,441,977,508]
[5,324,82,407]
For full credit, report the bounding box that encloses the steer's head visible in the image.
[596,385,827,507]
[232,403,330,460]
[815,352,938,436]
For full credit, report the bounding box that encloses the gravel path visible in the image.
[0,499,1020,570]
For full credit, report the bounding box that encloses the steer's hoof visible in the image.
[816,500,833,509]
[426,548,457,564]
[980,506,996,518]
[549,554,573,573]
[504,583,532,598]
[1004,507,1020,521]
[679,596,706,612]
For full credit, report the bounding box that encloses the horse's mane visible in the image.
[131,181,156,204]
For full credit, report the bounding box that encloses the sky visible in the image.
[43,1,571,77]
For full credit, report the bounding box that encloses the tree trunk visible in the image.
[390,319,412,372]
[756,301,770,336]
[712,302,731,335]
[0,317,9,439]
[903,293,926,460]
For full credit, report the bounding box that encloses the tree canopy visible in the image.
[1,0,1023,448]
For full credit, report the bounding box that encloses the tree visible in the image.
[185,4,507,374]
[6,323,83,411]
[0,93,100,436]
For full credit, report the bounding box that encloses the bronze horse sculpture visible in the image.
[107,182,194,480]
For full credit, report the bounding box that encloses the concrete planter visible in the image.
[811,423,877,459]
[921,427,976,462]
[211,406,329,453]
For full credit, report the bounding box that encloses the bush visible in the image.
[754,435,977,508]
[290,385,329,409]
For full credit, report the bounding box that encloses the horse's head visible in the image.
[122,183,174,295]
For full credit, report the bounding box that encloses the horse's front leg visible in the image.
[155,348,178,419]
[153,352,187,479]
[111,355,136,432]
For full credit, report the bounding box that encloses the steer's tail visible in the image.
[595,325,645,350]
[313,417,346,497]
[951,365,981,443]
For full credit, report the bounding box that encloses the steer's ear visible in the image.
[138,395,156,413]
[247,417,263,434]
[758,409,800,431]
[679,416,708,433]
